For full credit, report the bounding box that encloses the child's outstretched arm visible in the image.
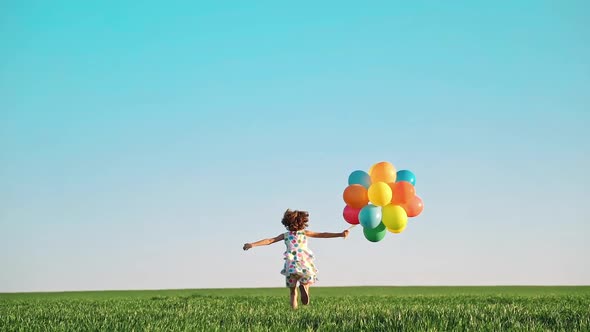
[243,234,284,251]
[305,230,349,239]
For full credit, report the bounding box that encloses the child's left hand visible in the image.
[243,243,253,251]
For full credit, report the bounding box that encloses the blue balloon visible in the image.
[396,170,416,186]
[348,170,371,189]
[359,205,382,229]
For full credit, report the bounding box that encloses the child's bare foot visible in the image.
[299,284,310,305]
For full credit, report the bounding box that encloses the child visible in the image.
[243,209,349,309]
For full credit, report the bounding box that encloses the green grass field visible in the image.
[1,286,589,331]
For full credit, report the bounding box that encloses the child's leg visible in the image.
[286,275,299,310]
[289,286,298,310]
[299,282,311,305]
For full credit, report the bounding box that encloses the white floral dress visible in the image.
[280,230,318,287]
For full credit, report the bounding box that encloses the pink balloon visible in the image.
[343,205,361,225]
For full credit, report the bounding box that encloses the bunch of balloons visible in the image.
[342,161,424,242]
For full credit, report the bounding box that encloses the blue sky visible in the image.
[1,1,589,292]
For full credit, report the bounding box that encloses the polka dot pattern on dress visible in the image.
[280,230,318,287]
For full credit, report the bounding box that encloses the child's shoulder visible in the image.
[285,230,306,236]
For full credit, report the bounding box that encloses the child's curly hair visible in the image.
[282,209,309,231]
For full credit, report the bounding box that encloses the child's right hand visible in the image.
[342,230,349,239]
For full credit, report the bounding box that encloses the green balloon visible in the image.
[363,222,387,242]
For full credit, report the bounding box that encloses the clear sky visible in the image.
[1,1,589,292]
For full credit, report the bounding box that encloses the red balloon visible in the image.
[343,205,361,225]
[402,195,424,217]
[389,181,415,205]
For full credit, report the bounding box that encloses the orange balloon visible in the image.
[343,184,369,209]
[368,163,376,175]
[402,194,424,217]
[389,181,415,205]
[369,162,396,183]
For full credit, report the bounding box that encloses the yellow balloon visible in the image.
[387,225,407,234]
[368,182,392,207]
[382,204,408,231]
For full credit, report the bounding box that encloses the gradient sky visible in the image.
[1,1,589,292]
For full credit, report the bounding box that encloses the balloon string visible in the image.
[346,224,358,231]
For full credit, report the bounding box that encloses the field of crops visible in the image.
[1,286,589,331]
